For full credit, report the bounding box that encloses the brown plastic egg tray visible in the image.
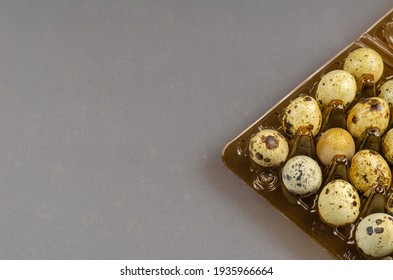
[222,8,393,260]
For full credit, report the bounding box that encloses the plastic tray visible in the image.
[222,8,393,260]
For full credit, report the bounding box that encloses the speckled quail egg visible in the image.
[315,70,357,110]
[281,155,322,196]
[348,149,392,193]
[343,47,384,82]
[281,95,322,138]
[317,179,361,227]
[382,128,393,164]
[355,213,393,258]
[346,97,390,139]
[248,129,289,167]
[378,79,393,107]
[316,128,356,166]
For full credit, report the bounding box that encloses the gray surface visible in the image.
[0,0,392,259]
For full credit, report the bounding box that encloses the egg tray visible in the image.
[221,8,393,260]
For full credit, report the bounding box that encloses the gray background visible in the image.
[0,0,392,259]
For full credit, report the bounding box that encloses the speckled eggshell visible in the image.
[281,95,322,138]
[343,47,384,82]
[382,128,393,164]
[355,213,393,258]
[346,97,390,139]
[348,149,392,193]
[317,179,360,227]
[316,127,356,166]
[378,80,393,107]
[315,70,357,109]
[248,129,289,168]
[281,155,322,196]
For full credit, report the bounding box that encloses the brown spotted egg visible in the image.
[346,97,390,139]
[281,95,322,138]
[355,213,393,258]
[317,179,360,227]
[348,149,392,193]
[281,155,322,196]
[378,79,393,107]
[248,129,289,167]
[343,47,384,82]
[315,70,357,109]
[382,128,393,164]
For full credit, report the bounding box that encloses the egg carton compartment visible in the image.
[364,9,393,56]
[222,8,393,260]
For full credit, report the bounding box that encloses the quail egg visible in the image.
[343,47,384,82]
[378,79,393,107]
[382,128,393,164]
[281,155,322,196]
[317,179,361,227]
[315,70,357,109]
[248,129,289,167]
[281,95,322,138]
[316,127,356,166]
[346,97,390,139]
[355,213,393,258]
[348,149,392,193]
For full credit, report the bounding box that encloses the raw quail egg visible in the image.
[343,47,384,82]
[316,128,356,166]
[382,128,393,164]
[281,95,322,138]
[315,70,357,109]
[346,97,390,138]
[355,213,393,258]
[317,179,361,227]
[348,149,392,193]
[248,129,289,167]
[378,79,393,107]
[281,155,322,196]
